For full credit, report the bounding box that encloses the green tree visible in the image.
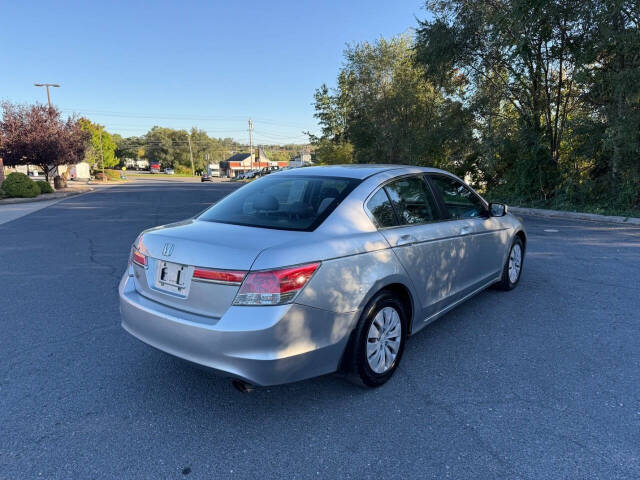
[265,149,293,163]
[144,126,176,167]
[310,34,476,174]
[313,139,354,165]
[115,135,144,161]
[414,0,639,212]
[78,118,119,168]
[578,0,640,207]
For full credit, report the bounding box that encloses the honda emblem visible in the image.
[162,243,175,257]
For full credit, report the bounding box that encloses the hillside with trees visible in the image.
[114,129,303,172]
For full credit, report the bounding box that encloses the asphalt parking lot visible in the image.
[1,182,639,479]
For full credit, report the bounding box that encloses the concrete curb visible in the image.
[0,188,92,205]
[509,206,640,225]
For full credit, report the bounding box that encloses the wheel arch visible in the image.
[356,276,417,335]
[338,278,416,375]
[378,282,415,334]
[515,229,527,252]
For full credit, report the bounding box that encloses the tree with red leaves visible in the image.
[0,102,89,181]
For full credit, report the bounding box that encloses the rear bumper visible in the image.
[119,274,356,386]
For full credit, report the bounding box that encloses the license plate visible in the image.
[156,260,187,294]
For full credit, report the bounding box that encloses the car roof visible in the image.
[276,164,448,180]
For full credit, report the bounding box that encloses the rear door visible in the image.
[367,175,470,321]
[427,174,508,291]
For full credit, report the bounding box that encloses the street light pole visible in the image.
[34,83,60,111]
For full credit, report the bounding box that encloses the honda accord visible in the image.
[119,165,525,388]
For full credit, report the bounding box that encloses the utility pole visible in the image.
[248,118,254,165]
[33,83,60,178]
[99,126,105,182]
[34,83,60,111]
[187,132,195,176]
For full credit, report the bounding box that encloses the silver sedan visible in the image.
[119,165,526,388]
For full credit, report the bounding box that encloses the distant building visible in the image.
[220,149,288,177]
[289,149,313,168]
[58,162,91,180]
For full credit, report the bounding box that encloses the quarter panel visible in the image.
[295,247,416,318]
[250,231,389,270]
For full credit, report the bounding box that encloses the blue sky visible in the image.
[1,0,426,145]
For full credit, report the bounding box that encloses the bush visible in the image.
[1,172,39,198]
[94,169,125,181]
[36,180,54,194]
[105,169,124,180]
[174,165,192,175]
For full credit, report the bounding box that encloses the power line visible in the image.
[60,108,311,129]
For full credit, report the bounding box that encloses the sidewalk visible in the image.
[0,187,95,226]
[509,206,640,225]
[0,199,70,226]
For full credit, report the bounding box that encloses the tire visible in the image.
[345,290,408,388]
[494,236,524,291]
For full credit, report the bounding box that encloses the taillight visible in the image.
[192,268,246,285]
[131,248,147,268]
[233,262,320,306]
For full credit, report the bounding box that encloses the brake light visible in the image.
[131,248,147,268]
[233,262,320,306]
[193,268,246,285]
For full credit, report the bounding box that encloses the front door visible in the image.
[427,174,508,291]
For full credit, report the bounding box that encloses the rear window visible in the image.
[198,175,361,231]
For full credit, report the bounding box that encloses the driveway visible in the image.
[1,182,639,479]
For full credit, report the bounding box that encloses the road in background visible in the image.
[1,183,639,479]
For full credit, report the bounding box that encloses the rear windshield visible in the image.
[198,175,361,231]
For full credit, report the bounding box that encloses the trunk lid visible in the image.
[132,219,305,318]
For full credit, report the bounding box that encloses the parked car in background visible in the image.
[235,170,258,180]
[201,174,213,182]
[150,162,161,173]
[164,168,175,175]
[259,166,280,176]
[120,165,525,389]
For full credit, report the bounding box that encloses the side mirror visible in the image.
[490,203,508,217]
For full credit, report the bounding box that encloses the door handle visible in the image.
[396,234,417,246]
[459,227,472,236]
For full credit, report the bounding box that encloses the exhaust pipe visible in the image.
[232,379,255,393]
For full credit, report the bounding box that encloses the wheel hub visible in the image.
[366,306,402,374]
[508,243,522,283]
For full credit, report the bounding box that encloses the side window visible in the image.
[384,176,439,225]
[429,175,487,220]
[366,189,397,228]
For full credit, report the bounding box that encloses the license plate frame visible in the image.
[155,260,187,295]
